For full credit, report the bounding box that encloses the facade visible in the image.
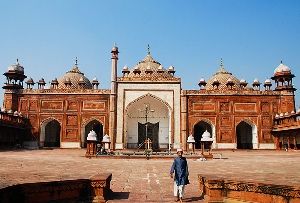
[1,46,299,150]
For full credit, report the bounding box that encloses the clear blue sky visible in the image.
[0,0,300,108]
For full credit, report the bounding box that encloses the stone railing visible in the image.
[198,175,300,203]
[17,88,111,94]
[0,173,112,203]
[0,111,28,128]
[183,89,280,96]
[273,113,300,131]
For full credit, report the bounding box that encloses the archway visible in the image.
[193,121,212,149]
[44,120,61,147]
[83,120,103,148]
[236,121,253,149]
[125,94,171,150]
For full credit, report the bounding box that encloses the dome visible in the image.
[7,59,24,73]
[206,61,240,90]
[124,53,176,79]
[201,130,213,141]
[87,130,97,141]
[57,62,92,89]
[26,77,35,84]
[187,135,195,143]
[274,61,291,76]
[264,79,272,84]
[102,134,111,142]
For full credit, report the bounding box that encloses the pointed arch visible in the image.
[124,93,172,150]
[40,118,61,147]
[81,118,103,148]
[125,93,172,113]
[236,119,258,149]
[193,118,216,149]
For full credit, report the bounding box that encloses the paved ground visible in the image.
[0,149,300,202]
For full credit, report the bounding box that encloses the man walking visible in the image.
[170,148,189,202]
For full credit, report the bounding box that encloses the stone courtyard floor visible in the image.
[0,149,300,202]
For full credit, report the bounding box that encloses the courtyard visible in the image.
[0,149,299,202]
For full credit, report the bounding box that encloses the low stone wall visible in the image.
[0,173,112,203]
[198,175,300,203]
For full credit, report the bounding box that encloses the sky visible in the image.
[0,0,299,107]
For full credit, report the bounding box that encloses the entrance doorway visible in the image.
[236,121,253,149]
[44,120,61,147]
[138,122,159,150]
[194,121,212,149]
[84,120,103,148]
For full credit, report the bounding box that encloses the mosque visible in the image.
[1,45,299,150]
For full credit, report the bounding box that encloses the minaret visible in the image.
[109,44,119,149]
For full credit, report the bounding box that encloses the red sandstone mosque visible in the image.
[1,46,299,150]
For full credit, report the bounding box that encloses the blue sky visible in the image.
[0,0,300,107]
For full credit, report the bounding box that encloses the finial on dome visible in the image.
[114,42,117,47]
[220,58,223,67]
[281,60,283,64]
[75,57,78,66]
[147,44,151,55]
[16,58,19,64]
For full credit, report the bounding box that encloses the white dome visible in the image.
[201,130,213,141]
[265,79,271,84]
[253,78,259,83]
[187,135,195,143]
[240,79,246,83]
[123,65,129,70]
[102,134,111,142]
[274,62,291,74]
[285,112,289,116]
[168,66,174,71]
[87,130,97,141]
[199,78,206,82]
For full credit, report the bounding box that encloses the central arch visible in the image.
[236,120,258,149]
[40,119,61,147]
[125,94,172,150]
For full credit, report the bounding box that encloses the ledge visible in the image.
[0,173,112,203]
[198,175,300,203]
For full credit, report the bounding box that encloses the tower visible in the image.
[271,61,296,113]
[109,44,119,149]
[3,59,27,111]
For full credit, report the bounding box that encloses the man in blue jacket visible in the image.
[170,148,189,202]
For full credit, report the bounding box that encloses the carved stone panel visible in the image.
[67,101,78,111]
[64,129,78,141]
[261,102,270,113]
[66,115,78,126]
[29,100,38,111]
[220,102,230,112]
[262,116,271,127]
[220,116,231,127]
[262,130,272,142]
[83,101,105,111]
[20,99,28,111]
[193,102,216,112]
[220,130,232,142]
[234,103,257,113]
[41,101,63,110]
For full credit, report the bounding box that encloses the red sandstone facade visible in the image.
[1,47,299,150]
